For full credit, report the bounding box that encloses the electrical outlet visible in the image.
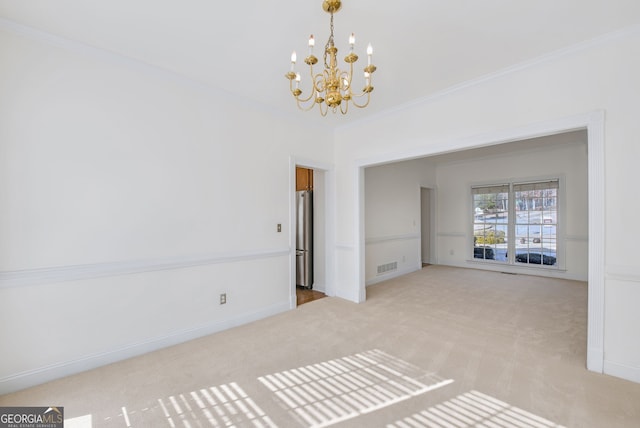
[220,293,227,305]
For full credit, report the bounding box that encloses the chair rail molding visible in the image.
[0,248,290,289]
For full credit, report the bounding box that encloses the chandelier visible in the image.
[285,0,377,116]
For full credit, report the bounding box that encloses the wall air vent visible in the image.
[377,262,398,275]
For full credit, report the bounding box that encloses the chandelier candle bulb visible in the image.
[349,33,355,50]
[367,43,373,65]
[308,35,315,54]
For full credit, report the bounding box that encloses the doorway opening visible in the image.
[296,288,326,305]
[355,111,605,373]
[291,161,333,307]
[295,166,326,306]
[420,187,435,267]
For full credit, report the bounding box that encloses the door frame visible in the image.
[420,187,436,265]
[289,157,335,308]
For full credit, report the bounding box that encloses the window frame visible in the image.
[470,177,564,270]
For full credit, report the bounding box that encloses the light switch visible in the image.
[277,223,282,232]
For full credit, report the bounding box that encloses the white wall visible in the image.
[334,28,640,383]
[435,138,588,280]
[0,28,333,393]
[364,158,436,285]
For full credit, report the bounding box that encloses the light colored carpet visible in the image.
[2,265,640,427]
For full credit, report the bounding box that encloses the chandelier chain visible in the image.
[324,12,335,69]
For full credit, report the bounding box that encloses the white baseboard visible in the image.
[436,260,588,282]
[334,283,362,303]
[0,300,290,395]
[366,265,421,286]
[604,360,640,384]
[587,347,604,373]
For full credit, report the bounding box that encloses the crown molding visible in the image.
[338,23,640,132]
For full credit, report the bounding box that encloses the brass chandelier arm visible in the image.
[343,58,373,109]
[340,98,349,115]
[313,70,329,94]
[296,95,319,112]
[318,101,329,116]
[291,79,316,104]
[347,91,372,109]
[339,70,351,92]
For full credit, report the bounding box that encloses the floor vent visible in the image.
[377,262,398,275]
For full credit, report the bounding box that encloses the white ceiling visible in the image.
[1,1,640,128]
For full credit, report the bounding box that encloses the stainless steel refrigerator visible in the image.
[296,190,313,289]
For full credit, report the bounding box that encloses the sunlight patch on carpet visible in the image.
[387,390,566,428]
[64,414,92,428]
[105,382,276,427]
[258,349,453,428]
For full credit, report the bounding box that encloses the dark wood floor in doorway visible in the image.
[296,287,326,306]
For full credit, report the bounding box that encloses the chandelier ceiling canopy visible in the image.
[285,0,377,116]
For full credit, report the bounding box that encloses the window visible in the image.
[472,179,559,267]
[514,181,558,266]
[472,185,509,261]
